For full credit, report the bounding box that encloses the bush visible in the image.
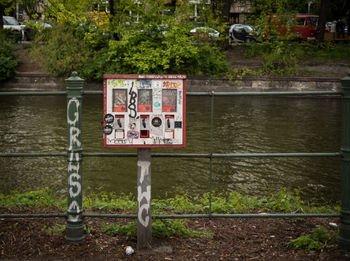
[30,19,228,80]
[287,226,338,250]
[0,29,22,43]
[246,40,304,75]
[80,22,228,80]
[30,23,92,77]
[0,30,19,81]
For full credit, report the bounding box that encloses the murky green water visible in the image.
[0,95,342,203]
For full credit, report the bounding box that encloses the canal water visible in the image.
[0,95,342,204]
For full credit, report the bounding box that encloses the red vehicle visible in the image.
[294,14,319,40]
[266,14,319,41]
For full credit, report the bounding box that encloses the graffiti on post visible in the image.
[137,160,151,227]
[67,98,82,221]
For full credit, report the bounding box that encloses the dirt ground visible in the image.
[0,207,349,260]
[14,44,42,73]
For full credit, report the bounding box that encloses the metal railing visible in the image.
[1,72,350,249]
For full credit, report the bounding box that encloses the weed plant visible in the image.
[41,224,66,235]
[287,226,338,250]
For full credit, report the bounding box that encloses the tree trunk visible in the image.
[109,0,115,20]
[316,0,330,41]
[218,0,233,50]
[0,5,4,29]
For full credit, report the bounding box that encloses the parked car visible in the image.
[2,16,27,40]
[190,27,220,40]
[229,24,257,43]
[25,20,53,40]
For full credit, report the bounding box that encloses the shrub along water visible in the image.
[0,30,19,81]
[29,0,229,80]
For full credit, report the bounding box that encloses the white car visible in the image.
[3,16,26,40]
[190,27,220,40]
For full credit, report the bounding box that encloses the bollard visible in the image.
[340,72,350,250]
[65,72,84,242]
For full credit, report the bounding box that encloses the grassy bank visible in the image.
[0,188,341,250]
[0,187,339,214]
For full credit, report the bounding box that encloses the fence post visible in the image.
[340,72,350,250]
[65,72,84,243]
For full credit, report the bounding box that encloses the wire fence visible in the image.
[0,89,342,220]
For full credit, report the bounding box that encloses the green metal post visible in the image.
[65,72,85,243]
[209,91,214,218]
[340,72,350,250]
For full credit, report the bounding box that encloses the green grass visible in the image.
[103,219,213,240]
[0,187,339,214]
[241,41,350,77]
[1,188,339,241]
[306,42,350,61]
[0,188,65,207]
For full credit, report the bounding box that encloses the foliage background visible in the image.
[0,30,19,81]
[29,0,229,80]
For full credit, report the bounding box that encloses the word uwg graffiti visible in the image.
[137,160,151,228]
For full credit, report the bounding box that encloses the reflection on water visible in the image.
[0,95,342,203]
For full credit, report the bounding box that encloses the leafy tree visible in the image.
[30,0,228,79]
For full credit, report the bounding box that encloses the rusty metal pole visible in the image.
[137,148,152,249]
[65,72,84,243]
[340,72,350,250]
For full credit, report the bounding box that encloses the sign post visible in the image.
[103,74,186,249]
[137,148,152,249]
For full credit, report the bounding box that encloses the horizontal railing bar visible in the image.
[187,91,342,96]
[83,152,137,157]
[0,152,340,158]
[0,91,341,96]
[83,91,103,95]
[0,91,67,96]
[186,91,342,96]
[0,213,67,218]
[84,213,137,218]
[0,153,66,157]
[82,152,340,158]
[154,213,340,219]
[212,152,341,158]
[0,213,339,219]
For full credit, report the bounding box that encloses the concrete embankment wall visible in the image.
[187,76,341,92]
[0,72,342,92]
